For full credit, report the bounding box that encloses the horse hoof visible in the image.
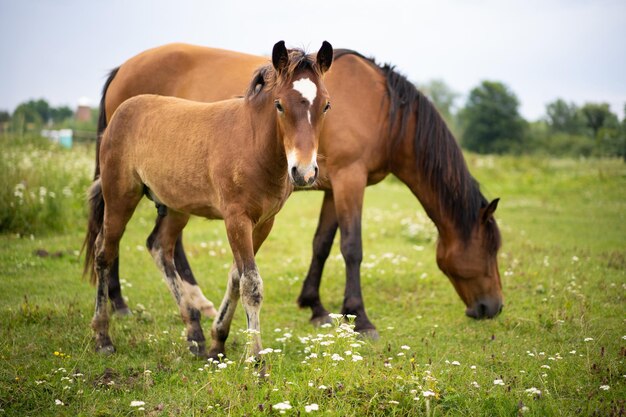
[188,341,207,358]
[96,344,116,355]
[206,349,225,362]
[310,314,332,327]
[357,328,380,341]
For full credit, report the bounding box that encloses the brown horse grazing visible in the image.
[83,41,334,358]
[96,43,503,339]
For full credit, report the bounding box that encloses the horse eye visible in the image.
[274,100,284,113]
[323,102,331,113]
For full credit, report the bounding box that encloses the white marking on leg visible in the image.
[182,281,217,318]
[240,268,264,356]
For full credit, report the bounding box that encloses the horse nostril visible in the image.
[290,166,298,180]
[314,166,319,178]
[477,303,487,319]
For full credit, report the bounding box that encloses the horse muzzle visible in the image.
[289,163,318,187]
[465,296,503,319]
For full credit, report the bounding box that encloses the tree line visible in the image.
[0,99,97,135]
[2,87,625,159]
[420,80,625,159]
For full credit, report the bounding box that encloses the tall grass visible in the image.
[0,135,92,235]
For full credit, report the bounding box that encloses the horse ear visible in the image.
[317,41,333,74]
[482,198,500,223]
[272,40,289,74]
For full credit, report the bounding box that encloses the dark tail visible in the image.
[95,67,120,179]
[82,179,104,284]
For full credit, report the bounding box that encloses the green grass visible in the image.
[0,141,624,416]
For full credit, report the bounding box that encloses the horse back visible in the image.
[102,94,274,219]
[105,43,266,125]
[104,44,396,187]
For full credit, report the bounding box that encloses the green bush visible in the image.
[0,134,93,235]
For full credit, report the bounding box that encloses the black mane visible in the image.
[334,49,500,252]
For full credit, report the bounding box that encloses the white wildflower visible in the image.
[274,401,292,413]
[493,379,505,386]
[305,403,319,413]
[130,400,145,407]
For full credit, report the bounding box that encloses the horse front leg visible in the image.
[298,190,337,326]
[331,169,379,339]
[210,214,268,359]
[208,263,241,360]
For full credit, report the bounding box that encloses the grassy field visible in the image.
[0,139,624,416]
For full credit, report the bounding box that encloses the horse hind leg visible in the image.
[147,216,217,318]
[174,235,217,318]
[92,191,142,354]
[147,212,207,357]
[92,232,115,354]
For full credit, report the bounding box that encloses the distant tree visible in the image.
[580,103,618,138]
[50,106,73,123]
[419,79,459,124]
[12,102,43,134]
[0,110,9,133]
[459,80,526,154]
[622,104,626,161]
[12,98,51,128]
[545,99,585,135]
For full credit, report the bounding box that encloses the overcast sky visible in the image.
[1,0,624,120]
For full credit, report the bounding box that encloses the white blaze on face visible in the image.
[287,149,298,172]
[292,77,317,124]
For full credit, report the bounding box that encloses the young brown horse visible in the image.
[96,43,503,339]
[83,41,333,358]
